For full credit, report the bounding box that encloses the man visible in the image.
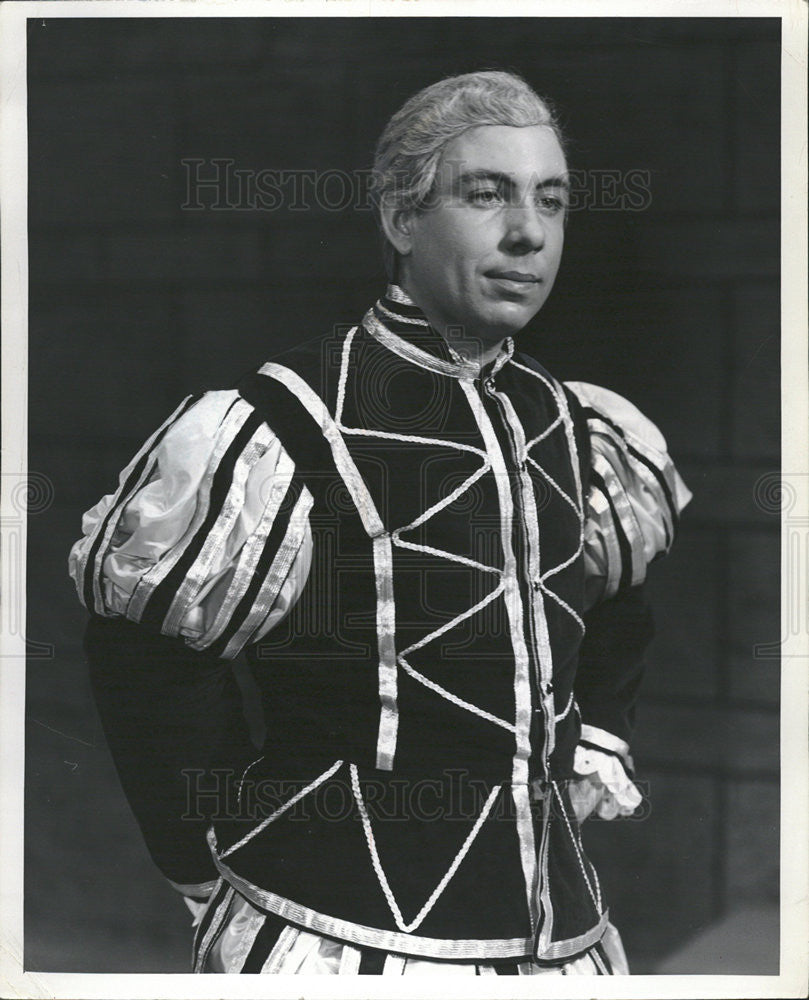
[70,70,690,975]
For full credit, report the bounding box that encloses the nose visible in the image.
[501,202,546,254]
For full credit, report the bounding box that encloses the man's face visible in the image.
[398,124,568,347]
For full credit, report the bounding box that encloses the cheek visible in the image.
[410,215,490,293]
[539,232,565,281]
[426,207,482,247]
[428,221,473,261]
[551,225,566,261]
[415,226,458,271]
[418,231,476,286]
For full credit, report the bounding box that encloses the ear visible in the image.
[379,202,416,256]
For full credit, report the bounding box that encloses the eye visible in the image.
[468,187,504,206]
[536,193,567,216]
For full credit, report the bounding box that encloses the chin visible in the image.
[484,302,541,337]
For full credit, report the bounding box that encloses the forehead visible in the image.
[436,124,567,184]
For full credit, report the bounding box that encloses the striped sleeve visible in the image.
[68,390,313,659]
[564,381,692,606]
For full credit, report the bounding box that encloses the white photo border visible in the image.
[1,1,806,998]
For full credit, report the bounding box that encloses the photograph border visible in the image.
[1,1,806,997]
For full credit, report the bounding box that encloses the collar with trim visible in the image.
[362,284,514,381]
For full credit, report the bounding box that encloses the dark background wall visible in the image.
[25,16,781,973]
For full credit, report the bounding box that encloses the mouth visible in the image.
[485,271,542,295]
[487,271,540,283]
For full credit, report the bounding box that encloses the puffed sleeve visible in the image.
[69,390,313,659]
[71,391,313,890]
[565,381,692,608]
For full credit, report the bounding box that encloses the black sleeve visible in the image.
[574,583,655,766]
[84,614,257,888]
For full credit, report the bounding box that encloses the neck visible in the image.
[394,281,507,372]
[442,332,505,371]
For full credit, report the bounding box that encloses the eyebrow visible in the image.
[455,169,570,191]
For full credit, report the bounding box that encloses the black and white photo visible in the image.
[1,3,806,997]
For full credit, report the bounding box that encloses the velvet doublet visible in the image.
[72,287,690,965]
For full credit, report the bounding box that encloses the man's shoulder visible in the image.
[235,326,350,405]
[231,326,359,469]
[510,349,576,400]
[510,349,587,421]
[510,348,557,383]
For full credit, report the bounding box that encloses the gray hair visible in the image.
[371,70,565,277]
